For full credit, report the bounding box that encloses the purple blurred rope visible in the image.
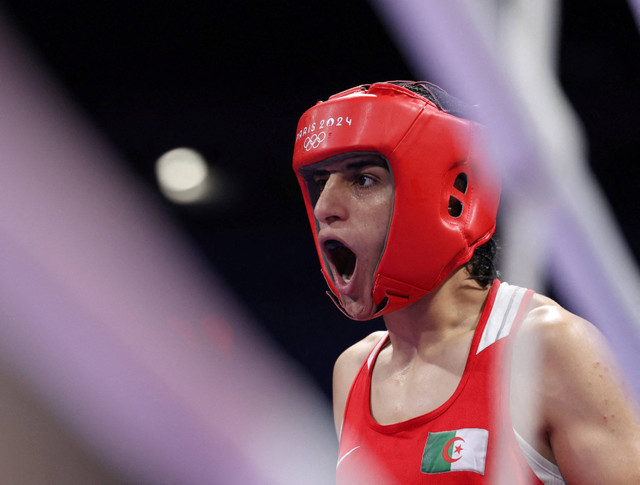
[370,0,640,394]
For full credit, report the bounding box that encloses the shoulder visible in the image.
[515,292,618,402]
[513,292,640,483]
[333,331,387,401]
[515,292,606,364]
[332,331,387,437]
[334,330,387,377]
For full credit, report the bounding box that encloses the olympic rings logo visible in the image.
[303,131,327,151]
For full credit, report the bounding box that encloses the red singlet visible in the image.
[336,281,543,484]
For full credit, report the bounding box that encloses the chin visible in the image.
[341,297,378,321]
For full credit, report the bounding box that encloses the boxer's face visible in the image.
[309,153,393,320]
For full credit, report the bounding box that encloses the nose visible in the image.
[313,174,348,224]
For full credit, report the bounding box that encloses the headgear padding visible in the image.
[292,82,500,318]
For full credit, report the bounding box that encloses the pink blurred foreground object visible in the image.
[0,9,335,484]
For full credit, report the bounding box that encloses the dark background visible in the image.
[2,0,638,401]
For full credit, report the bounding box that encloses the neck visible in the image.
[382,268,491,355]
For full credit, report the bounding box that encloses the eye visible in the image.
[355,174,376,187]
[312,174,328,192]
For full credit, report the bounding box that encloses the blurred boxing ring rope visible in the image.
[631,0,640,25]
[370,0,640,396]
[0,9,335,484]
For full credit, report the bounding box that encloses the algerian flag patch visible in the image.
[421,428,489,475]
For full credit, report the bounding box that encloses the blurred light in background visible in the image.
[156,147,214,204]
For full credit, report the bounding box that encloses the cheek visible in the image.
[372,196,393,240]
[356,204,391,269]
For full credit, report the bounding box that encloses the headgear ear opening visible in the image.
[448,172,469,218]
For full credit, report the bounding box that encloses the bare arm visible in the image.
[332,331,386,438]
[530,299,640,484]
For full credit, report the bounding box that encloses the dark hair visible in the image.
[465,238,500,287]
[384,80,479,121]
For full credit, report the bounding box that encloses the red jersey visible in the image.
[336,281,544,484]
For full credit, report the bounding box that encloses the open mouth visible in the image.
[324,240,356,283]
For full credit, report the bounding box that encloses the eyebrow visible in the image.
[345,159,388,171]
[312,159,388,177]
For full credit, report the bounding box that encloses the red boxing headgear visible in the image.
[292,82,500,318]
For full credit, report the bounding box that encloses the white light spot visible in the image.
[155,148,212,204]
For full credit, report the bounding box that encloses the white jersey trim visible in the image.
[366,331,389,370]
[514,428,566,485]
[477,282,528,354]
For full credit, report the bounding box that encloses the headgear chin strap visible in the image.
[292,82,500,319]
